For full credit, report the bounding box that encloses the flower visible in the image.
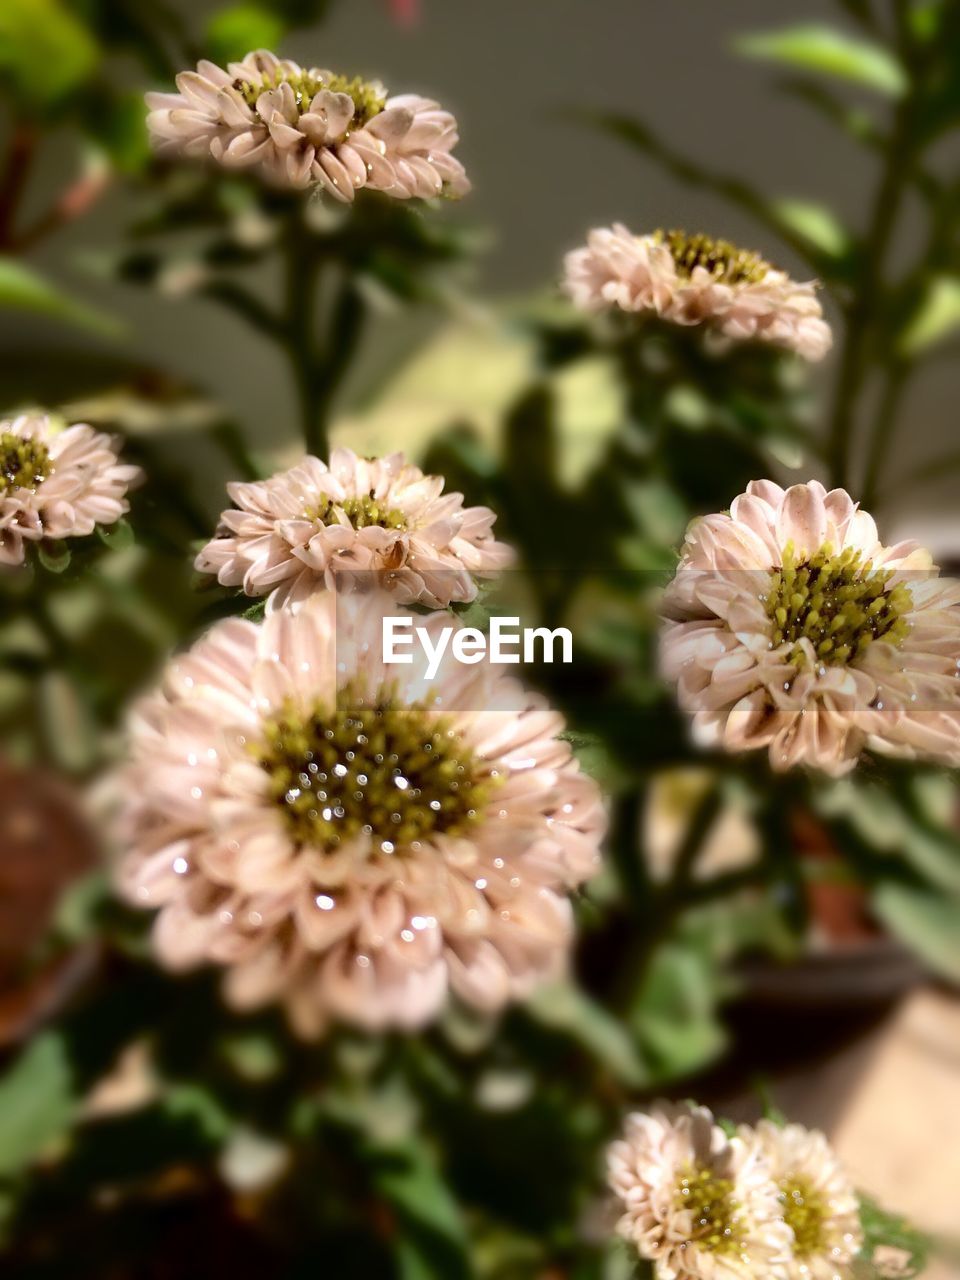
[752,1120,863,1280]
[114,592,605,1035]
[0,412,140,566]
[195,447,513,610]
[563,225,831,360]
[661,479,960,775]
[563,223,677,314]
[146,49,469,201]
[607,1101,792,1280]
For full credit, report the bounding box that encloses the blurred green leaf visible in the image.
[0,258,120,337]
[97,517,134,550]
[375,1139,472,1280]
[735,25,907,96]
[872,884,960,982]
[899,275,960,354]
[0,1032,74,1176]
[205,5,285,65]
[856,1195,932,1279]
[526,982,647,1087]
[40,671,97,771]
[0,0,99,110]
[36,540,71,573]
[631,943,727,1081]
[770,199,850,259]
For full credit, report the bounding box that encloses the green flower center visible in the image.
[675,1165,746,1256]
[780,1176,829,1258]
[235,68,386,126]
[0,432,49,494]
[304,491,408,532]
[656,229,769,285]
[765,541,912,667]
[254,687,492,852]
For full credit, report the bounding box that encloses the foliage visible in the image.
[0,0,956,1276]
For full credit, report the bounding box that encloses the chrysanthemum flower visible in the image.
[195,448,513,610]
[563,225,831,360]
[0,412,140,566]
[607,1101,792,1280]
[752,1120,863,1280]
[662,480,960,774]
[114,593,604,1035]
[146,49,469,201]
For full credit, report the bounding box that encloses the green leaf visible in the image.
[0,1032,74,1176]
[872,883,960,981]
[856,1194,933,1279]
[899,275,960,354]
[0,258,120,337]
[526,982,648,1087]
[205,5,286,65]
[0,0,99,109]
[735,26,907,97]
[36,540,71,573]
[770,199,850,259]
[97,518,134,550]
[374,1139,471,1280]
[631,943,727,1080]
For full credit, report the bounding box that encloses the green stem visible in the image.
[862,360,909,508]
[284,211,326,458]
[827,99,914,490]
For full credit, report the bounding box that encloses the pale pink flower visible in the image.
[752,1120,863,1280]
[562,223,677,314]
[196,447,512,610]
[146,49,468,201]
[607,1101,792,1280]
[564,225,831,360]
[114,592,604,1035]
[661,480,960,775]
[0,412,140,566]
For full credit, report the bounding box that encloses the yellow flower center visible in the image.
[303,491,408,532]
[765,541,912,666]
[0,432,49,494]
[656,229,769,285]
[254,687,492,852]
[235,68,386,126]
[780,1176,830,1258]
[675,1165,746,1256]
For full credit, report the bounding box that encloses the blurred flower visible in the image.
[661,479,960,775]
[114,593,604,1035]
[644,768,758,883]
[607,1100,792,1280]
[196,447,512,610]
[563,223,677,314]
[146,49,468,202]
[563,225,831,360]
[871,1246,914,1278]
[0,412,140,565]
[752,1120,862,1280]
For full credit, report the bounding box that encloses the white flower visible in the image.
[114,592,605,1036]
[146,49,468,201]
[195,447,513,610]
[608,1101,792,1280]
[563,225,831,360]
[0,412,140,566]
[661,479,960,775]
[752,1120,863,1280]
